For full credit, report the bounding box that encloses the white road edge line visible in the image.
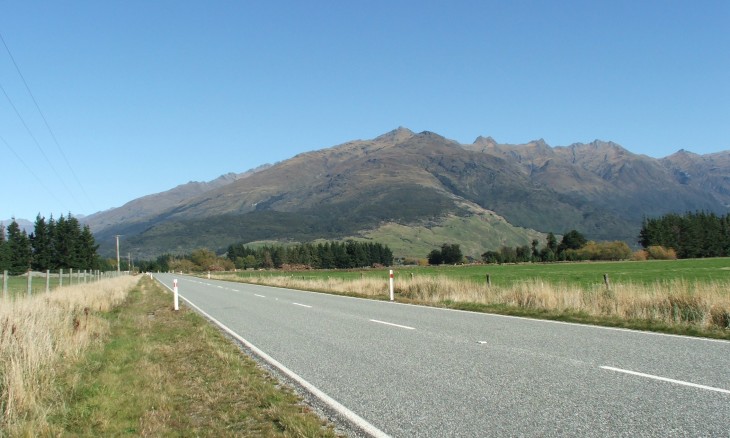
[155,278,390,438]
[369,319,415,330]
[293,303,312,308]
[254,294,266,298]
[601,366,730,395]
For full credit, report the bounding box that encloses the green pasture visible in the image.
[2,273,94,299]
[232,257,730,289]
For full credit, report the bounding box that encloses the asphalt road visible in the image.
[154,273,729,437]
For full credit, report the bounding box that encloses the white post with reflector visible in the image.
[389,270,394,301]
[173,278,179,311]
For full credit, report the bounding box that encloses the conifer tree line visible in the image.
[639,211,730,258]
[0,214,100,275]
[226,241,394,269]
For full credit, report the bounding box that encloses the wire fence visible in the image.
[1,269,127,301]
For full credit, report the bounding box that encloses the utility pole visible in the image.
[115,235,121,274]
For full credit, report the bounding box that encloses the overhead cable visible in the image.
[0,31,95,211]
[0,132,64,209]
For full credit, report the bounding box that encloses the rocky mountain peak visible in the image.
[374,126,415,143]
[473,136,497,147]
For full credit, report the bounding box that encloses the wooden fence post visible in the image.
[603,273,610,289]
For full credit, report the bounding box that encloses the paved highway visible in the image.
[154,274,729,437]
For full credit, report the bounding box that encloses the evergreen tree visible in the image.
[54,214,84,268]
[7,220,32,275]
[639,210,730,259]
[78,225,100,269]
[31,214,54,271]
[225,240,393,269]
[332,242,350,268]
[0,224,9,272]
[378,243,394,266]
[318,243,334,269]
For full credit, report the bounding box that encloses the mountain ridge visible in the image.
[80,128,729,259]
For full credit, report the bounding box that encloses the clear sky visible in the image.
[1,1,728,223]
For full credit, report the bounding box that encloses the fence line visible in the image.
[1,269,126,300]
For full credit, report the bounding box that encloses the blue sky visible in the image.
[1,1,728,223]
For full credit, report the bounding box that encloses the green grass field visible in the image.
[230,258,730,289]
[2,273,97,299]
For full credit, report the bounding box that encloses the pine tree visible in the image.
[78,225,100,269]
[0,224,9,272]
[7,220,32,275]
[639,211,730,258]
[54,214,84,268]
[31,214,54,271]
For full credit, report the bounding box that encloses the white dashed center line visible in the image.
[601,366,730,394]
[369,319,415,330]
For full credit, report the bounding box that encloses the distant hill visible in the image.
[88,128,730,259]
[84,166,270,234]
[0,218,34,234]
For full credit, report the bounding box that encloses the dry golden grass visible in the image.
[0,275,138,435]
[213,273,730,332]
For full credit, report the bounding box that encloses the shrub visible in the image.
[632,250,648,261]
[646,245,678,260]
[573,241,633,261]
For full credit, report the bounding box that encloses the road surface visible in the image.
[154,273,729,437]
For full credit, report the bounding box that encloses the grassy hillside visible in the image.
[359,214,545,260]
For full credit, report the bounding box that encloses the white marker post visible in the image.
[173,279,179,311]
[389,270,394,301]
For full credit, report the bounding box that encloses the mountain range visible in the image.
[82,127,730,260]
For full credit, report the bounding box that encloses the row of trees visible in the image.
[479,230,632,264]
[0,215,101,275]
[480,231,593,264]
[227,241,394,270]
[425,230,634,265]
[145,241,396,273]
[639,211,730,259]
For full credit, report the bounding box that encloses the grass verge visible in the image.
[4,275,339,437]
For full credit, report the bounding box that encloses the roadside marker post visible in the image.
[389,270,394,301]
[173,279,179,311]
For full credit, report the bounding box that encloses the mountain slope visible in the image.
[91,128,729,259]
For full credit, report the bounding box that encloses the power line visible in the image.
[0,79,80,207]
[0,132,64,208]
[0,31,95,211]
